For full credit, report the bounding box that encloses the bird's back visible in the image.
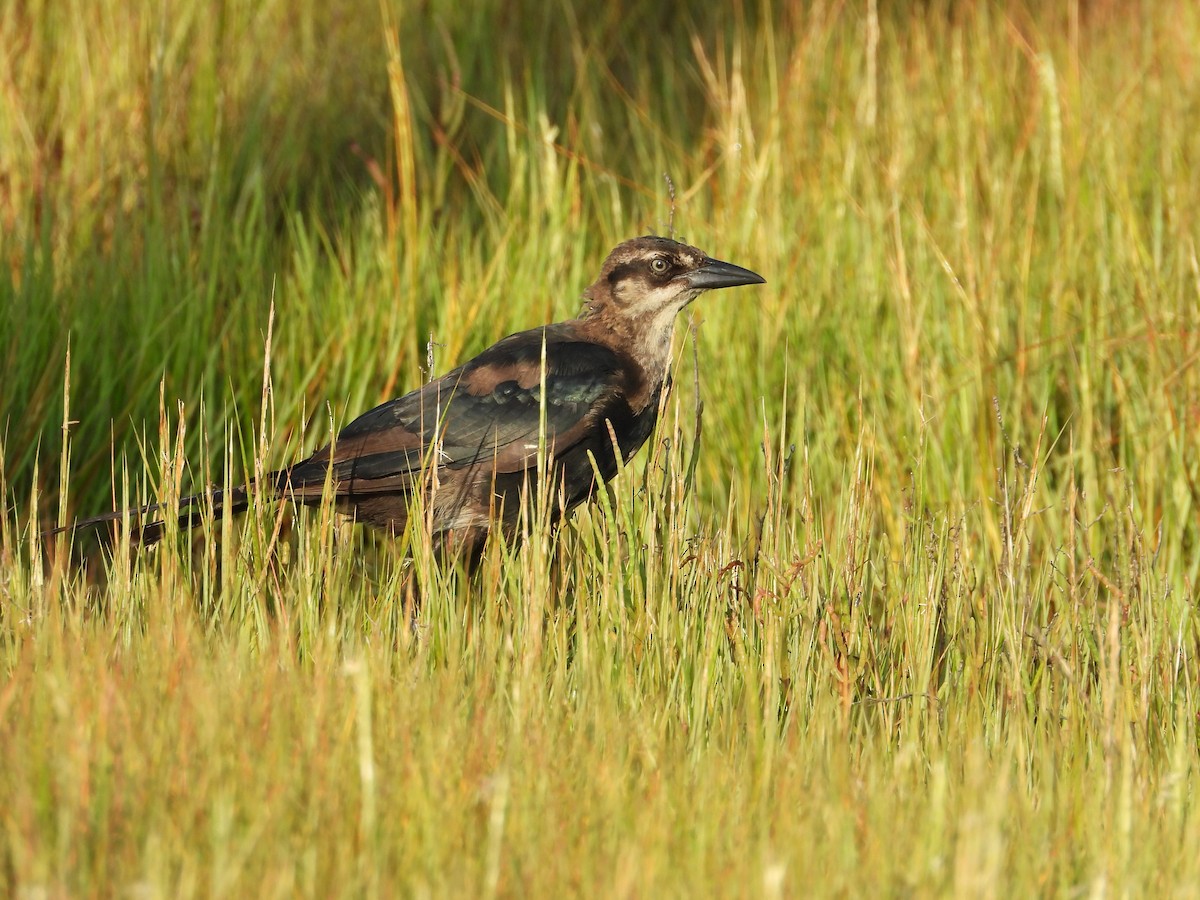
[279,320,664,552]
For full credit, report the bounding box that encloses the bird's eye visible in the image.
[650,257,670,275]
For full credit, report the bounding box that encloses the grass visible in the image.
[2,0,1199,895]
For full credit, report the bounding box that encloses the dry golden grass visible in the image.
[2,1,1199,895]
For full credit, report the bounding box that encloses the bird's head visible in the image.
[582,235,765,321]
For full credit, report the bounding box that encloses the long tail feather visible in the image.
[47,469,292,545]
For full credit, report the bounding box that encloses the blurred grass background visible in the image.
[2,0,1200,895]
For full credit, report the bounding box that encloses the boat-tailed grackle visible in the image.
[60,236,765,565]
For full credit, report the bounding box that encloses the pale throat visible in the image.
[628,288,700,380]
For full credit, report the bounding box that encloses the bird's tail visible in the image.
[47,469,294,546]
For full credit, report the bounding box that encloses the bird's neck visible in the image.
[575,303,679,402]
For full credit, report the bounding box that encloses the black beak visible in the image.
[684,256,766,290]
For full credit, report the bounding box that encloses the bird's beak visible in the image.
[684,257,767,290]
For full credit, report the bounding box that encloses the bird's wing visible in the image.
[284,328,629,496]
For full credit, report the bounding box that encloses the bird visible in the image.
[58,235,765,567]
